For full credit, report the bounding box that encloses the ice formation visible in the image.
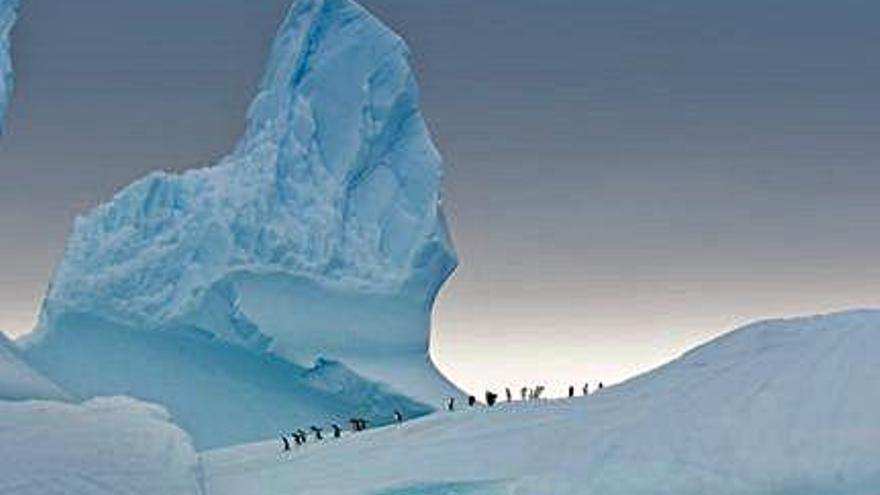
[27,0,460,448]
[0,332,69,401]
[0,397,204,495]
[0,0,18,129]
[24,316,432,450]
[204,310,880,495]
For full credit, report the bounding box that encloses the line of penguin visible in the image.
[453,381,603,409]
[280,412,403,451]
[280,382,604,452]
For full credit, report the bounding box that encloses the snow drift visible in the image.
[203,310,880,495]
[0,397,204,495]
[26,0,460,449]
[0,0,17,129]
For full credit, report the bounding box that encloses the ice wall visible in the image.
[0,0,18,130]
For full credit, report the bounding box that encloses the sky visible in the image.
[1,0,879,395]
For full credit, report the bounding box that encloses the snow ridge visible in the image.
[204,309,880,495]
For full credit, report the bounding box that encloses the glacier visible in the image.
[203,310,880,495]
[25,0,461,449]
[0,0,17,129]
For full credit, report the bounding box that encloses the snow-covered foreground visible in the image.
[202,311,880,495]
[0,397,203,495]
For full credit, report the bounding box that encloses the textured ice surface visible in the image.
[0,397,203,495]
[29,0,461,449]
[0,332,69,401]
[0,0,17,130]
[204,310,880,495]
[40,0,455,334]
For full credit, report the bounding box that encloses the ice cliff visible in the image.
[0,0,18,129]
[26,0,461,449]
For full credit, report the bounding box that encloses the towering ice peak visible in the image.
[28,0,462,446]
[0,0,18,130]
[41,0,456,334]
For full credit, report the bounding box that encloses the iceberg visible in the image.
[0,0,18,129]
[25,0,461,449]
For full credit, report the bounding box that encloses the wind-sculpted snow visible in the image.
[0,397,204,495]
[204,310,880,495]
[0,0,18,130]
[29,0,461,449]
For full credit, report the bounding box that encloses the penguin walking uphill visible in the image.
[310,426,324,441]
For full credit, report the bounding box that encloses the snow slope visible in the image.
[26,0,462,448]
[203,310,880,495]
[0,397,204,495]
[0,0,17,130]
[0,332,69,401]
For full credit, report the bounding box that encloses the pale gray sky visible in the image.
[1,0,879,395]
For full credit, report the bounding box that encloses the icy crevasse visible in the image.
[0,0,18,129]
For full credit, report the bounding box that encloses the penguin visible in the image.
[310,426,323,441]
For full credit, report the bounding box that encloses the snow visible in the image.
[0,332,69,401]
[202,310,880,495]
[0,0,17,130]
[26,0,462,448]
[0,396,204,495]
